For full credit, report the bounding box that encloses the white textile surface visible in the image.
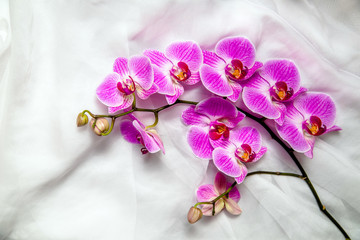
[0,0,360,239]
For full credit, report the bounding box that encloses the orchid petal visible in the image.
[147,129,165,154]
[259,59,301,91]
[182,105,210,127]
[242,72,270,89]
[120,119,140,144]
[294,92,336,127]
[253,146,267,162]
[325,125,342,133]
[290,86,307,100]
[165,83,184,104]
[276,120,311,153]
[197,184,218,202]
[213,147,242,177]
[225,198,242,215]
[195,97,238,120]
[165,41,203,72]
[218,112,246,128]
[143,49,172,71]
[187,126,213,159]
[129,55,153,90]
[243,86,280,119]
[200,64,232,96]
[153,65,175,95]
[136,83,158,100]
[227,82,243,102]
[96,73,124,107]
[215,36,255,67]
[133,121,161,153]
[108,95,134,113]
[202,199,225,216]
[227,183,241,202]
[210,136,233,150]
[234,166,248,184]
[113,57,130,78]
[214,172,227,194]
[202,50,226,69]
[243,61,263,80]
[182,71,201,85]
[304,136,315,159]
[229,127,262,152]
[273,103,287,126]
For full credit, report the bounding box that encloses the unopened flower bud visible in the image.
[90,118,109,136]
[76,113,89,127]
[187,206,203,224]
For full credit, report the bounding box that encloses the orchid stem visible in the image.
[146,112,159,129]
[101,117,115,136]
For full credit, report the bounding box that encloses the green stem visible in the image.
[146,112,159,129]
[247,171,305,179]
[101,117,115,136]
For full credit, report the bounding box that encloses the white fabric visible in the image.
[1,0,360,239]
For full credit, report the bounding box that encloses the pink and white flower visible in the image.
[144,41,203,104]
[200,36,262,102]
[182,97,245,160]
[120,115,165,154]
[197,172,242,216]
[242,59,307,125]
[96,56,157,113]
[276,92,341,158]
[213,127,267,183]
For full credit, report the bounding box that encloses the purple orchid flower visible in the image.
[96,56,157,113]
[197,172,242,216]
[242,59,307,125]
[120,115,165,154]
[144,41,203,104]
[276,92,341,158]
[200,36,263,102]
[182,97,245,160]
[213,126,267,184]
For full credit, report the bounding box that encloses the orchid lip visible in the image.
[169,61,191,82]
[117,76,136,95]
[302,115,327,136]
[209,122,230,140]
[269,81,293,101]
[225,59,248,81]
[235,144,256,163]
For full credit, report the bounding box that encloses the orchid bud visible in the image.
[76,113,88,127]
[187,206,203,224]
[90,118,109,136]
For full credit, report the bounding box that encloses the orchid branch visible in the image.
[78,99,350,239]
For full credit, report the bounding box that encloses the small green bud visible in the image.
[90,118,109,136]
[187,206,203,224]
[76,113,88,127]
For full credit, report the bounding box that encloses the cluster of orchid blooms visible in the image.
[77,36,340,225]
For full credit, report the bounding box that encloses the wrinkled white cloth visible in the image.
[0,0,360,239]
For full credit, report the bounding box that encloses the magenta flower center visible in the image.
[269,81,293,101]
[302,116,327,136]
[225,59,248,81]
[117,76,136,95]
[209,122,230,140]
[235,144,256,163]
[170,62,191,82]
